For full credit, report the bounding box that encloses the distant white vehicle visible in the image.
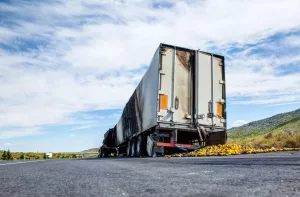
[46,152,53,158]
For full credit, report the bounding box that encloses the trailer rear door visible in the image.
[158,47,192,124]
[196,52,225,128]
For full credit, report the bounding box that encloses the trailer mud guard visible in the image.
[206,130,227,146]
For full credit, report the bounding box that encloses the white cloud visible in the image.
[70,125,94,131]
[70,134,76,137]
[0,127,43,140]
[268,101,300,107]
[4,143,12,146]
[0,0,300,136]
[232,120,249,127]
[282,35,300,47]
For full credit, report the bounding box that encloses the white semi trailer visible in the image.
[99,43,227,157]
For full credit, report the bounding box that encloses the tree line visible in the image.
[1,149,81,160]
[1,149,14,160]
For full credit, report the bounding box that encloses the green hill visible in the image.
[228,108,300,148]
[81,148,99,153]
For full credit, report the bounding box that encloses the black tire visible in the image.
[146,136,154,157]
[126,141,131,157]
[136,135,143,157]
[101,148,109,158]
[116,148,119,157]
[104,151,109,158]
[131,138,136,157]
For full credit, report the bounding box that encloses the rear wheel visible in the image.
[146,135,154,157]
[126,141,131,157]
[136,135,143,157]
[100,148,109,158]
[131,138,136,157]
[98,149,103,158]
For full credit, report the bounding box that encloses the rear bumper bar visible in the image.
[157,142,197,148]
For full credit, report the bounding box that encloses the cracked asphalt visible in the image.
[1,151,300,197]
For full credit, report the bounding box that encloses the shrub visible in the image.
[7,149,13,160]
[1,150,7,160]
[264,133,273,139]
[19,154,25,160]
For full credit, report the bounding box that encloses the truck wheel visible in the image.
[131,138,136,157]
[126,141,131,157]
[136,135,143,157]
[101,149,108,158]
[116,148,119,157]
[146,135,154,157]
[98,149,102,158]
[104,151,109,158]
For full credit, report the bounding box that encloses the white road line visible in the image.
[0,160,47,166]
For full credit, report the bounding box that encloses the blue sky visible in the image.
[0,0,299,152]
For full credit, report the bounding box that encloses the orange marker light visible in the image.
[159,94,168,110]
[217,102,223,118]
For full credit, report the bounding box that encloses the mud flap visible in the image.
[153,146,164,156]
[206,130,227,146]
[147,135,164,157]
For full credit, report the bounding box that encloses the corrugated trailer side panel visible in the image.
[116,47,160,146]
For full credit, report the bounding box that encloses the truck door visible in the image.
[196,52,225,128]
[158,47,192,124]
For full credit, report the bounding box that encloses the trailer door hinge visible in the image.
[157,111,166,117]
[168,108,175,113]
[197,114,205,119]
[219,80,225,84]
[207,113,214,118]
[160,70,166,75]
[185,114,192,119]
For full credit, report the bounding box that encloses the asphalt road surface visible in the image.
[1,152,300,197]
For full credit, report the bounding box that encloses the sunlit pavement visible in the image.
[1,151,300,197]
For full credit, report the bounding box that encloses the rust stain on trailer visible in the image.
[121,86,144,141]
[161,47,168,53]
[176,51,191,70]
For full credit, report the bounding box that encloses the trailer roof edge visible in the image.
[160,43,225,59]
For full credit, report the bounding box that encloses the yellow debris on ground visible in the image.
[164,144,300,158]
